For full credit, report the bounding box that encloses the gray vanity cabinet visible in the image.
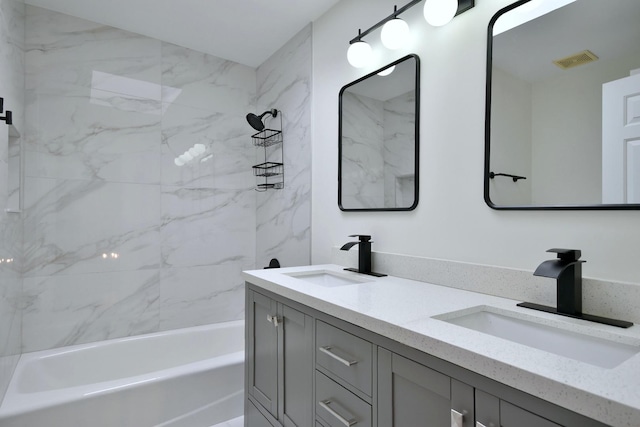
[475,390,561,427]
[247,290,313,427]
[378,348,475,427]
[245,283,607,427]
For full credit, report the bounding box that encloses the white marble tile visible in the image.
[255,25,312,268]
[22,177,161,277]
[161,42,255,113]
[383,91,416,207]
[0,128,8,204]
[7,134,20,209]
[16,5,264,353]
[22,269,160,352]
[24,89,162,183]
[256,186,311,268]
[340,91,385,208]
[0,0,24,401]
[159,263,247,331]
[25,5,161,94]
[0,0,25,131]
[160,186,255,268]
[161,102,254,190]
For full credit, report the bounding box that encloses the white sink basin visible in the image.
[285,270,373,287]
[438,307,640,369]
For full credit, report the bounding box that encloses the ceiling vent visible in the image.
[553,50,599,70]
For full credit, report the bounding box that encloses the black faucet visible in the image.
[518,248,633,328]
[340,235,387,277]
[535,248,584,316]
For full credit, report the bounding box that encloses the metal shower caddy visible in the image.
[251,113,284,191]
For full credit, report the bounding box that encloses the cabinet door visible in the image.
[280,304,313,427]
[247,399,277,427]
[248,291,279,418]
[378,348,474,427]
[475,390,561,427]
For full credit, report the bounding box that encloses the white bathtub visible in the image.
[0,321,244,427]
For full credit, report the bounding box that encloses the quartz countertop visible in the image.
[243,264,640,427]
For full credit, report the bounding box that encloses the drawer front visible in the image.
[316,371,372,427]
[316,320,373,395]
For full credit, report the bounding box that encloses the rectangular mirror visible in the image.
[339,54,420,211]
[486,0,640,209]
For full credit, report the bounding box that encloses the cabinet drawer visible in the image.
[316,320,373,395]
[316,371,372,427]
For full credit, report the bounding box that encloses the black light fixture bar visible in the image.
[349,0,422,44]
[349,0,476,44]
[457,0,475,16]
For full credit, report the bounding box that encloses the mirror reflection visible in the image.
[486,0,640,209]
[339,54,419,211]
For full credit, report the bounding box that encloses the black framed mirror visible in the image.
[339,54,420,211]
[485,0,640,210]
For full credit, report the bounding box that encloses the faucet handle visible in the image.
[348,234,371,242]
[546,248,583,263]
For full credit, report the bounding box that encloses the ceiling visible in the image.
[492,0,640,83]
[23,0,342,68]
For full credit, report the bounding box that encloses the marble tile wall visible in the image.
[21,6,256,352]
[383,91,416,207]
[255,25,312,268]
[0,0,24,402]
[341,89,414,209]
[341,91,385,208]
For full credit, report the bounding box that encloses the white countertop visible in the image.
[243,264,640,427]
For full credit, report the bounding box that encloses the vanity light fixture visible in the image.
[424,0,457,26]
[377,65,396,76]
[381,7,411,50]
[347,0,476,68]
[347,34,373,68]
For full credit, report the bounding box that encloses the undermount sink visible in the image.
[285,270,373,287]
[437,307,640,369]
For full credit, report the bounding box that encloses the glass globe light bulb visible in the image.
[381,18,410,50]
[347,41,373,68]
[424,0,458,27]
[377,65,396,77]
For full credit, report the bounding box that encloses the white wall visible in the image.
[312,0,640,284]
[531,51,640,205]
[489,66,532,205]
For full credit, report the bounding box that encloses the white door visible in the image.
[602,72,640,203]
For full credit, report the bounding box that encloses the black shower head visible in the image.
[246,108,278,131]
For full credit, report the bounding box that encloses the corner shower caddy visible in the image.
[251,115,284,191]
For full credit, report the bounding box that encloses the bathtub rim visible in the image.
[0,320,244,418]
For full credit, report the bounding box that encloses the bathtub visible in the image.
[0,320,244,427]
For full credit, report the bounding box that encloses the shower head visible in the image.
[246,108,278,131]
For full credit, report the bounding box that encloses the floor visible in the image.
[211,415,244,427]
